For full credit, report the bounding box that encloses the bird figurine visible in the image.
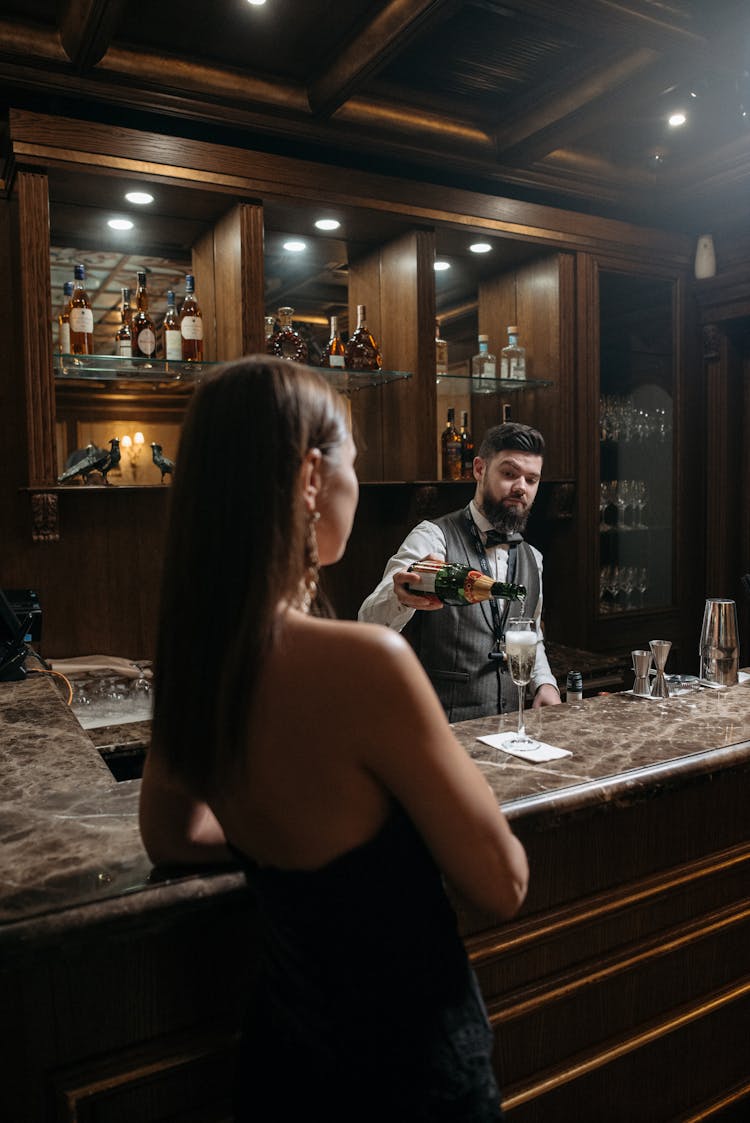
[98,437,121,484]
[58,442,111,485]
[151,442,174,483]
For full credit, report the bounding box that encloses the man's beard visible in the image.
[483,497,530,534]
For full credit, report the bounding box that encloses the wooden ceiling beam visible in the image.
[59,0,128,71]
[307,0,459,118]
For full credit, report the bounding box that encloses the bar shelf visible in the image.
[436,373,554,394]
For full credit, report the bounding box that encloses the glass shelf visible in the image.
[54,355,412,394]
[436,373,554,395]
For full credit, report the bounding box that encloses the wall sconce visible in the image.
[121,431,145,479]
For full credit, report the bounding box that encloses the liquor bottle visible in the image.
[115,287,133,357]
[406,560,526,607]
[163,289,182,362]
[267,306,308,362]
[500,325,526,380]
[460,410,474,480]
[321,314,345,368]
[131,270,156,358]
[470,333,496,380]
[435,318,448,377]
[441,407,462,480]
[57,281,73,355]
[344,304,381,371]
[69,263,94,355]
[179,274,204,361]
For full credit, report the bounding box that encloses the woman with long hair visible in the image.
[139,356,528,1121]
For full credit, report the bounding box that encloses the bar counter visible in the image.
[1,674,749,1121]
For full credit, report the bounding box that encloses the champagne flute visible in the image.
[504,618,538,749]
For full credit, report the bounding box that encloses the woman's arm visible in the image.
[356,626,529,920]
[139,749,233,867]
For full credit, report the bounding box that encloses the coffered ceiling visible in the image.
[2,0,750,230]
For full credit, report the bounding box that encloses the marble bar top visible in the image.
[2,672,750,951]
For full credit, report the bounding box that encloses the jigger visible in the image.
[631,650,653,696]
[649,639,672,697]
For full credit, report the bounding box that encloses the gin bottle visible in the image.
[471,333,496,380]
[500,325,526,381]
[406,560,526,607]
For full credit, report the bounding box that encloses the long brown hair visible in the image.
[151,356,350,795]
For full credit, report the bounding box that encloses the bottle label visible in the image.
[165,329,182,360]
[70,308,93,333]
[59,323,71,354]
[483,360,496,377]
[181,316,203,341]
[327,354,345,368]
[136,328,156,356]
[117,338,133,357]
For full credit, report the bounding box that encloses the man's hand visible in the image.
[393,553,445,611]
[532,683,562,708]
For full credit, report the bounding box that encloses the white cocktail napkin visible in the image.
[478,730,572,763]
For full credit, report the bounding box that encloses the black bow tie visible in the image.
[484,529,524,547]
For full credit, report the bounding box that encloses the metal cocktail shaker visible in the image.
[699,598,739,685]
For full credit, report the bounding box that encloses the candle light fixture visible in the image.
[121,431,145,480]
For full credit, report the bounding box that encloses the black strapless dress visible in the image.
[229,804,503,1122]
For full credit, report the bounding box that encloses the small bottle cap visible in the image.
[478,333,489,342]
[63,281,73,295]
[185,274,195,291]
[137,270,147,285]
[74,263,85,280]
[507,325,518,333]
[167,290,175,303]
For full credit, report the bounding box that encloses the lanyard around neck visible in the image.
[464,508,517,648]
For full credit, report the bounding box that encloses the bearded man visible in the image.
[358,422,561,722]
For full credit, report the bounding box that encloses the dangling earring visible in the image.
[301,509,321,612]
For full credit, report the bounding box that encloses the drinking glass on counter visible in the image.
[504,618,538,748]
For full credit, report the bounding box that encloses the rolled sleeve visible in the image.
[357,521,447,631]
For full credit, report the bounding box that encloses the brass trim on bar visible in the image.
[676,1078,750,1122]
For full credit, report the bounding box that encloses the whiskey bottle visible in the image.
[179,274,204,361]
[441,407,462,481]
[344,304,381,371]
[500,325,526,381]
[460,410,474,480]
[132,270,156,358]
[470,333,496,380]
[115,287,133,356]
[406,560,526,607]
[268,306,308,362]
[435,318,448,377]
[164,289,182,361]
[321,314,346,368]
[57,280,73,355]
[69,263,94,355]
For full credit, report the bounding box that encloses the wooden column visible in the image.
[195,201,265,362]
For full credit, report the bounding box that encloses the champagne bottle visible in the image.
[344,304,381,371]
[406,560,526,606]
[69,264,94,355]
[500,325,526,380]
[179,274,204,361]
[435,318,448,376]
[164,289,182,361]
[57,281,73,355]
[322,314,345,368]
[471,333,495,380]
[132,270,156,358]
[460,410,474,480]
[268,306,308,362]
[441,406,462,480]
[115,286,133,356]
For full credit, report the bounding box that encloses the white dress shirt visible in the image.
[358,499,558,696]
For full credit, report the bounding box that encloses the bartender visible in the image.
[358,421,560,723]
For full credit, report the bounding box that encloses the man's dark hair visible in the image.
[477,422,545,460]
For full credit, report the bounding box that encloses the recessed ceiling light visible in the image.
[434,260,451,271]
[315,219,340,231]
[125,191,154,205]
[108,218,134,230]
[246,0,266,5]
[469,242,492,254]
[283,240,306,252]
[668,112,687,127]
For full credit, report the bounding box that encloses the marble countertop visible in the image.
[2,672,750,949]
